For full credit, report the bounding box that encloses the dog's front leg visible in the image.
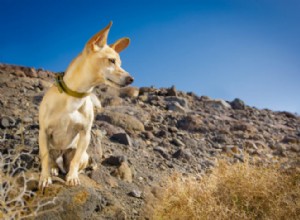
[66,130,90,186]
[39,129,52,189]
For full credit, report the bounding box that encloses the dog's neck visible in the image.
[63,57,95,94]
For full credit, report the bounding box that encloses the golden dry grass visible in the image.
[153,159,300,220]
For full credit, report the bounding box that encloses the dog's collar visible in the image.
[55,73,90,98]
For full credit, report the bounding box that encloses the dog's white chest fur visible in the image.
[47,96,93,150]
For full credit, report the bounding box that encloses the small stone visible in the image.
[167,102,187,113]
[5,82,16,88]
[111,133,132,146]
[231,98,246,110]
[104,155,127,166]
[25,67,37,78]
[120,86,139,98]
[143,131,154,140]
[234,154,244,162]
[153,147,169,159]
[282,135,299,144]
[139,95,148,102]
[0,116,16,128]
[166,85,177,96]
[128,189,142,198]
[205,99,231,109]
[13,70,26,77]
[244,141,258,150]
[172,149,192,162]
[101,96,122,107]
[223,145,240,154]
[114,162,133,183]
[172,138,185,147]
[165,96,188,108]
[291,145,300,152]
[177,115,202,131]
[23,117,33,123]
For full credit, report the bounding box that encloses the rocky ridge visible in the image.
[0,63,299,219]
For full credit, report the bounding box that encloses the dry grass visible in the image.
[153,159,300,220]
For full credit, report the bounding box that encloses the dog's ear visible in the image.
[110,37,130,53]
[86,21,112,52]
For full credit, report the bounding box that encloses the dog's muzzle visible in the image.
[125,76,134,86]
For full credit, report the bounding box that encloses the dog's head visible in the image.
[82,21,133,87]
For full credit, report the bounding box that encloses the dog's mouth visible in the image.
[106,78,124,88]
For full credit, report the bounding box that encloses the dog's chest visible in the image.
[48,98,93,149]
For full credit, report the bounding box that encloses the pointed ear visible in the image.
[85,21,112,52]
[110,37,130,53]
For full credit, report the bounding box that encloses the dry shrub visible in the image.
[0,151,59,219]
[153,159,300,220]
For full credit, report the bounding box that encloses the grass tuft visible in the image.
[153,159,300,220]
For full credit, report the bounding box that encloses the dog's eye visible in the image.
[108,58,116,64]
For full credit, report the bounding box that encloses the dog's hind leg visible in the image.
[63,149,89,173]
[79,151,89,172]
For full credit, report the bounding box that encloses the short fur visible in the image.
[39,22,133,188]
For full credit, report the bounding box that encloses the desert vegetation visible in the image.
[153,158,300,220]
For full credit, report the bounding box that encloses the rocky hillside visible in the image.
[0,63,299,219]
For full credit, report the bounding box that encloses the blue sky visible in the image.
[1,0,299,113]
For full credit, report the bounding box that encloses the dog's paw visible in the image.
[51,167,59,176]
[39,175,52,190]
[66,173,80,186]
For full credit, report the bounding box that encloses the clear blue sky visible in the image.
[1,0,299,113]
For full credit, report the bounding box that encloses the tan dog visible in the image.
[38,21,133,189]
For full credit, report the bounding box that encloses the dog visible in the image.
[38,21,133,189]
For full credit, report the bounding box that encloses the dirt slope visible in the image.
[0,63,299,219]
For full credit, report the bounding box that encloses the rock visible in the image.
[23,117,33,123]
[171,138,185,147]
[166,85,177,96]
[12,70,26,77]
[139,95,148,102]
[167,102,187,113]
[120,86,139,98]
[102,96,123,107]
[153,147,169,159]
[104,155,127,166]
[177,115,202,131]
[111,133,132,146]
[35,183,123,220]
[281,135,299,144]
[96,111,144,133]
[230,98,246,110]
[113,161,133,183]
[205,99,231,109]
[223,145,240,154]
[128,189,142,198]
[277,111,297,119]
[24,67,38,78]
[37,69,50,78]
[89,130,103,163]
[291,145,300,152]
[139,87,156,95]
[231,122,256,133]
[165,96,188,109]
[97,121,125,137]
[172,149,192,162]
[0,116,16,128]
[212,134,231,144]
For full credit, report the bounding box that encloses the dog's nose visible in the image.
[125,76,134,85]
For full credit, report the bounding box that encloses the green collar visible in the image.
[55,74,90,98]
